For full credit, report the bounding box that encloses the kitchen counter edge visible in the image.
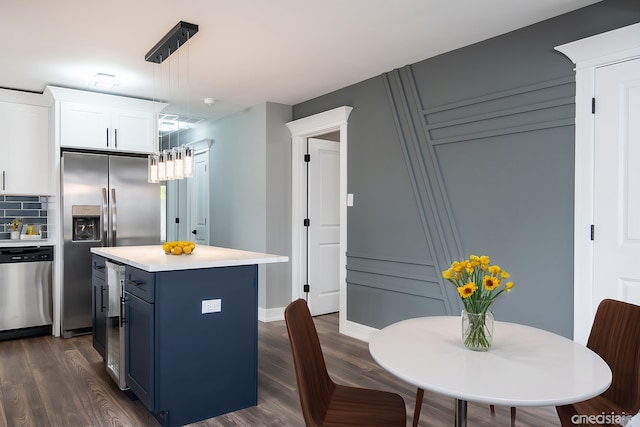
[90,245,289,272]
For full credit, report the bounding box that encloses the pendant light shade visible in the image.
[146,21,199,183]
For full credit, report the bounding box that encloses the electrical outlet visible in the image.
[201,298,222,314]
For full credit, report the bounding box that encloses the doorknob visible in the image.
[192,229,197,235]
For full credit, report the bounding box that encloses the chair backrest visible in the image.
[285,299,336,427]
[587,298,640,413]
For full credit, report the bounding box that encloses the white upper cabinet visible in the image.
[60,102,110,150]
[110,107,156,153]
[0,100,51,195]
[47,86,164,154]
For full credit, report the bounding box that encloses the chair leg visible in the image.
[490,404,496,416]
[413,388,425,427]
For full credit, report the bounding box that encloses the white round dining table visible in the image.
[369,316,612,427]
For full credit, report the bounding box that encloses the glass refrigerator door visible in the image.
[105,261,128,390]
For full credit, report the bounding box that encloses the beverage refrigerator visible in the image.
[61,151,160,338]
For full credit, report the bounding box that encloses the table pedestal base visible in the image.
[454,399,467,427]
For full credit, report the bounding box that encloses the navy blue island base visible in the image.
[121,261,258,427]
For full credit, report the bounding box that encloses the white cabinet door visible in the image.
[60,101,111,150]
[111,108,156,153]
[0,102,51,195]
[60,101,156,153]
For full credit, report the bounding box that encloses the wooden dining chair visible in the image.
[284,298,407,427]
[556,299,640,426]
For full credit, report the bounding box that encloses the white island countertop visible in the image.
[91,245,289,272]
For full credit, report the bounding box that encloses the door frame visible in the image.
[556,23,640,344]
[286,106,353,334]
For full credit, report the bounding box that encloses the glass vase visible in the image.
[462,309,494,351]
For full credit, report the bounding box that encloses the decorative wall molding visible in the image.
[346,252,442,298]
[378,66,579,320]
[383,66,462,315]
[424,76,575,145]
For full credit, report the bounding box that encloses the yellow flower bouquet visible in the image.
[442,254,514,350]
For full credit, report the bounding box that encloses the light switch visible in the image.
[347,193,354,207]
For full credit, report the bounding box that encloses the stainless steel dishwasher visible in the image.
[0,246,53,340]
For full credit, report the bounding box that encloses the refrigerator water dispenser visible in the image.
[72,205,100,241]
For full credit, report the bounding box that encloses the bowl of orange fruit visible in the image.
[162,241,196,255]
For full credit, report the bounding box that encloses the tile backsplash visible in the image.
[0,195,48,240]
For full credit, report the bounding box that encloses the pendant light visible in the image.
[145,21,199,182]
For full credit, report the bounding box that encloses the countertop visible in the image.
[90,245,289,272]
[0,239,54,248]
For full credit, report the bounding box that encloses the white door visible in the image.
[189,150,210,245]
[593,58,640,309]
[307,138,340,316]
[165,179,188,242]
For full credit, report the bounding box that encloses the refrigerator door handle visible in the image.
[102,188,109,246]
[111,188,117,246]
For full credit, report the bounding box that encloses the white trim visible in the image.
[343,320,378,343]
[258,306,285,323]
[555,23,640,70]
[286,106,353,335]
[555,22,640,344]
[185,138,212,153]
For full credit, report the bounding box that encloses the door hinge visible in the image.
[303,284,310,293]
[590,224,594,241]
[304,154,311,162]
[303,218,310,227]
[175,218,180,224]
[591,98,596,114]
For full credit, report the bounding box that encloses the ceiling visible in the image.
[2,0,600,123]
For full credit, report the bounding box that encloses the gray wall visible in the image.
[293,0,640,338]
[168,102,293,311]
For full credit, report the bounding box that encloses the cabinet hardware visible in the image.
[100,285,107,312]
[120,295,127,326]
[128,279,144,287]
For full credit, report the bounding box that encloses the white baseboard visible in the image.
[258,306,285,322]
[257,307,380,345]
[342,319,378,342]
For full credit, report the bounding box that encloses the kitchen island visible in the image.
[90,245,288,427]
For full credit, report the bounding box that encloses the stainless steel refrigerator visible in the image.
[61,151,160,337]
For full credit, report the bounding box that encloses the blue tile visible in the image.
[5,196,39,202]
[23,203,43,210]
[6,210,38,216]
[0,202,21,209]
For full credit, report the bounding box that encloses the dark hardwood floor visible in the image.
[0,314,561,426]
